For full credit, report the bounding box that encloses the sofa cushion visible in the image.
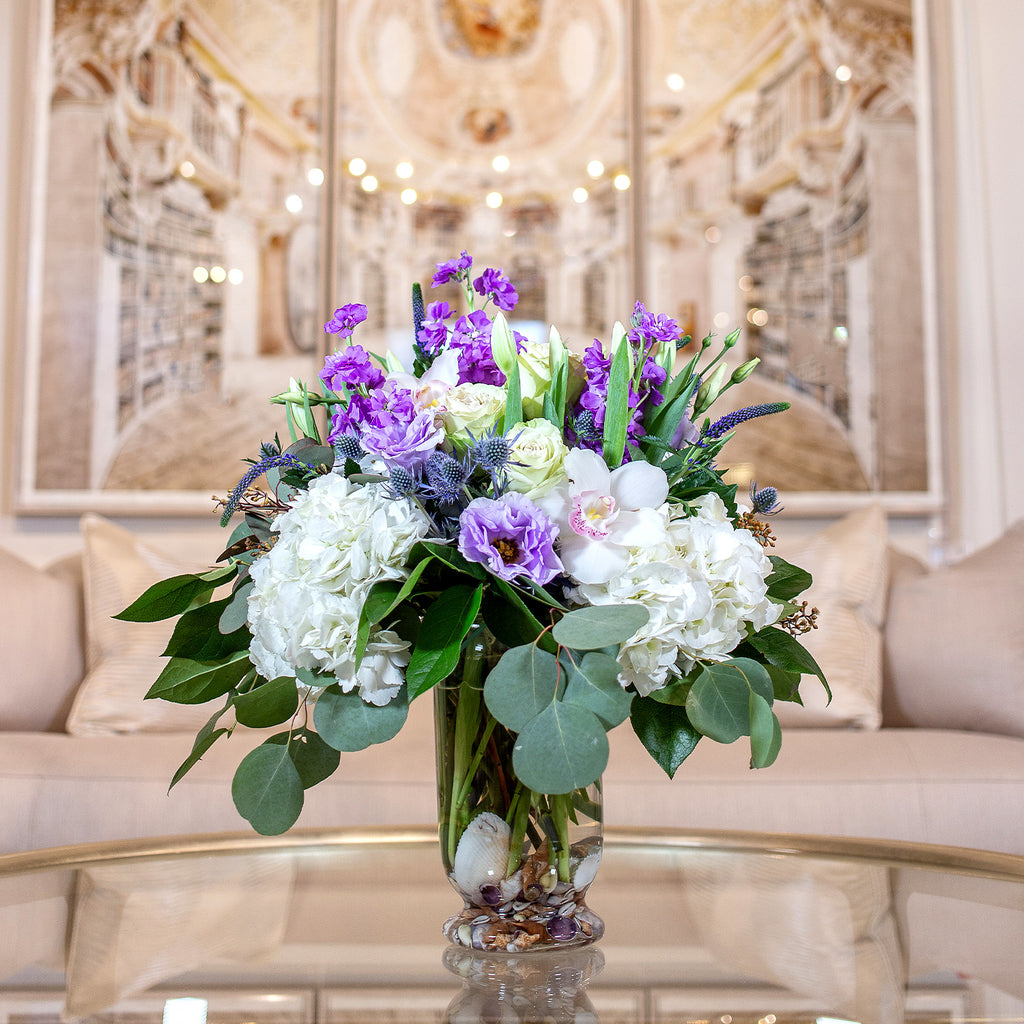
[65,515,216,736]
[884,518,1024,738]
[0,548,84,731]
[772,504,889,729]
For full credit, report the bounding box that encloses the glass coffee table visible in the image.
[1,826,1022,1023]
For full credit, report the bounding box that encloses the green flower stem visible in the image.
[452,712,497,813]
[551,793,572,882]
[446,669,484,865]
[507,781,532,876]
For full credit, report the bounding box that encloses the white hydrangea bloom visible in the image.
[580,493,783,696]
[247,473,430,705]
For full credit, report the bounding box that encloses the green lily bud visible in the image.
[693,363,728,414]
[489,311,517,377]
[730,357,760,384]
[271,377,306,404]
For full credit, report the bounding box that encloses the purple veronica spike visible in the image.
[324,302,368,337]
[706,402,790,440]
[458,492,562,586]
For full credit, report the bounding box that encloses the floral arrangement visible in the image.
[119,251,826,839]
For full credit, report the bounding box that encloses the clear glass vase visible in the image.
[434,628,605,953]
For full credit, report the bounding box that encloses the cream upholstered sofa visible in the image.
[2,506,1023,858]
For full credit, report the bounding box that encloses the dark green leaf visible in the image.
[512,701,609,794]
[162,596,250,661]
[483,645,560,731]
[406,584,484,699]
[630,696,700,778]
[114,566,235,622]
[686,658,774,743]
[145,651,252,704]
[233,675,301,728]
[746,625,829,700]
[231,743,304,835]
[264,728,341,788]
[313,684,409,751]
[419,542,488,580]
[562,652,633,729]
[749,693,782,768]
[169,699,233,789]
[551,604,648,650]
[766,556,813,601]
[483,578,556,652]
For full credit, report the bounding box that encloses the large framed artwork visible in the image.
[15,0,941,517]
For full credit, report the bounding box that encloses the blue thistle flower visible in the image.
[220,452,301,526]
[469,428,514,472]
[332,432,364,464]
[425,451,469,504]
[572,409,601,441]
[387,465,418,498]
[705,401,790,440]
[750,482,783,516]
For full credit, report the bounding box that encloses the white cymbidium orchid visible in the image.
[538,447,669,585]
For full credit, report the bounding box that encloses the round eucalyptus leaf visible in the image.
[749,693,782,768]
[562,651,633,729]
[483,645,559,731]
[264,727,341,788]
[313,684,409,752]
[552,604,649,651]
[233,675,300,728]
[686,658,774,744]
[231,743,304,835]
[512,701,609,794]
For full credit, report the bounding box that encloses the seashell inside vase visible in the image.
[435,632,605,953]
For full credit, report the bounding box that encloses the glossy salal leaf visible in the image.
[512,702,609,795]
[163,596,250,661]
[114,565,236,622]
[169,699,233,790]
[764,662,803,704]
[313,684,409,751]
[483,645,560,732]
[749,693,782,768]
[263,728,341,788]
[551,604,648,651]
[630,695,701,779]
[765,556,812,601]
[406,584,484,699]
[561,651,633,729]
[145,651,252,704]
[746,626,830,700]
[233,675,301,728]
[232,743,304,835]
[685,658,774,744]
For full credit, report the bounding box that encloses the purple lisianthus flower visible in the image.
[458,492,562,586]
[418,300,453,356]
[353,381,444,471]
[432,250,473,287]
[473,267,518,313]
[320,345,386,392]
[324,302,368,338]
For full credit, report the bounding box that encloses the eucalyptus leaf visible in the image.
[313,684,409,752]
[483,645,559,731]
[406,584,484,699]
[630,695,701,778]
[551,604,648,650]
[233,675,301,728]
[218,579,254,635]
[685,658,774,744]
[512,701,609,794]
[749,693,782,768]
[562,652,633,729]
[145,651,252,705]
[231,743,304,835]
[264,728,341,788]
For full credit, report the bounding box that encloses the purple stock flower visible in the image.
[417,300,453,356]
[324,302,368,338]
[473,268,518,312]
[332,380,444,471]
[320,345,385,392]
[451,310,506,385]
[458,492,562,586]
[628,301,680,346]
[432,250,473,287]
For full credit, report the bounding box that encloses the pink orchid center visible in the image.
[569,491,617,539]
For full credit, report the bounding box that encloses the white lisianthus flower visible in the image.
[247,473,430,705]
[537,447,670,584]
[442,382,507,443]
[504,418,568,499]
[580,493,784,696]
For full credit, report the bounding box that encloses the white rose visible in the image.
[443,383,506,443]
[518,341,586,419]
[504,418,569,499]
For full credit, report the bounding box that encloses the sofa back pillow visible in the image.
[0,547,84,731]
[884,517,1024,737]
[65,515,221,735]
[771,504,889,729]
